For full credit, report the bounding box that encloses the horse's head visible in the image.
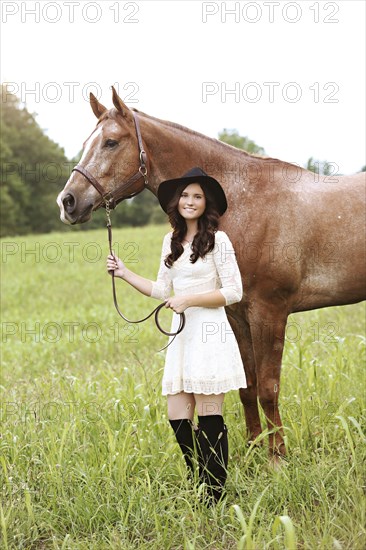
[57,87,147,224]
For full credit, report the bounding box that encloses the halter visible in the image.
[71,111,185,351]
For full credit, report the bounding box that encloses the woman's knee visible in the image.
[167,392,195,420]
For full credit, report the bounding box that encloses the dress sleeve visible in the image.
[213,231,243,306]
[150,232,173,301]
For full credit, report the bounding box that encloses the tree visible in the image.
[218,129,266,155]
[0,134,30,236]
[0,85,70,236]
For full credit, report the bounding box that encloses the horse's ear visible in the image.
[111,86,130,118]
[90,93,107,119]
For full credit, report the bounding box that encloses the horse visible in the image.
[57,87,366,459]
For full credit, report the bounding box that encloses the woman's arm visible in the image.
[212,231,243,305]
[107,254,153,296]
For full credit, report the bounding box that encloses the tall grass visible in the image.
[1,225,365,549]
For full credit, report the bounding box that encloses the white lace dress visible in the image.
[151,230,247,395]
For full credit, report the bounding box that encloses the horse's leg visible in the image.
[247,302,288,458]
[227,314,262,444]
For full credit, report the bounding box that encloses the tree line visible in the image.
[1,86,364,237]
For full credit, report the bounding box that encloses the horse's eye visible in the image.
[105,139,119,148]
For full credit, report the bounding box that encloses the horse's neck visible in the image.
[139,113,247,193]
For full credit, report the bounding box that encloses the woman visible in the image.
[107,167,246,503]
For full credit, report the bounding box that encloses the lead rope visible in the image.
[105,201,186,352]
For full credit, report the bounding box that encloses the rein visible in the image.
[71,111,185,351]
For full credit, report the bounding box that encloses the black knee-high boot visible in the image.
[196,415,228,503]
[169,419,196,475]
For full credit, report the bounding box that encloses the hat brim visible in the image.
[157,174,227,216]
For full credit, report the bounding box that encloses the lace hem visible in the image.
[162,374,247,396]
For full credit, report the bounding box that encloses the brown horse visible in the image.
[57,87,366,458]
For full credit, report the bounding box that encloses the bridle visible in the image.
[71,111,185,351]
[72,111,148,210]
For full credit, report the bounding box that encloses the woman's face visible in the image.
[178,183,206,221]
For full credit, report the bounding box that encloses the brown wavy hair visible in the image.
[164,182,220,268]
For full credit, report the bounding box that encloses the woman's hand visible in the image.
[164,296,191,314]
[106,253,126,278]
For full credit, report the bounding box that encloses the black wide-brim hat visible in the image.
[157,167,227,216]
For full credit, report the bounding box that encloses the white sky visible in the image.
[1,0,365,174]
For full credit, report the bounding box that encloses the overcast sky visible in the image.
[1,0,365,174]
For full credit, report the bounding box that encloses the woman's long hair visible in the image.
[164,182,220,268]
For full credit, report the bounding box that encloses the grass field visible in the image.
[1,224,365,549]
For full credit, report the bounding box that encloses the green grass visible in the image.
[1,224,365,549]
